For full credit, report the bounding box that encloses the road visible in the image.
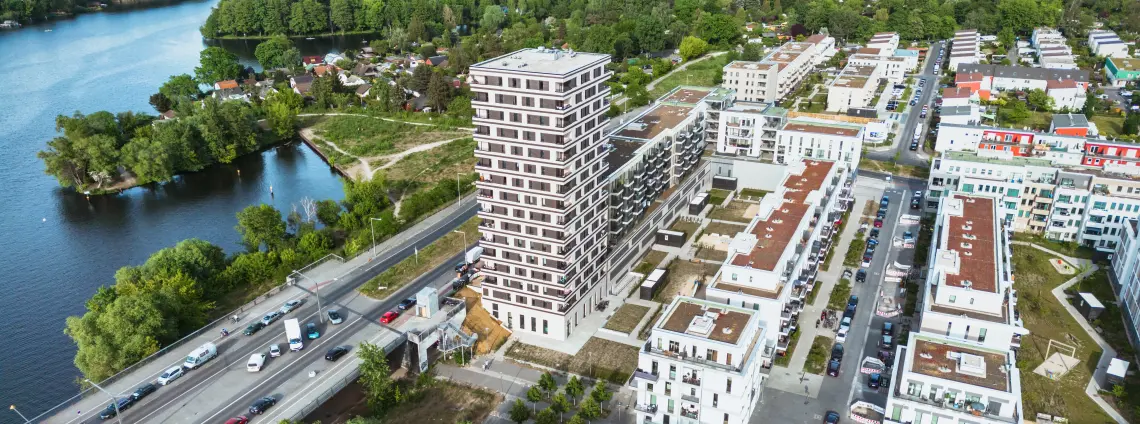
[59,201,477,424]
[751,174,927,423]
[866,41,946,167]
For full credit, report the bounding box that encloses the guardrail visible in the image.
[282,335,406,422]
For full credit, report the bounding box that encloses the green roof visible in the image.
[943,151,1054,167]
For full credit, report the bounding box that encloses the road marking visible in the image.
[192,317,366,424]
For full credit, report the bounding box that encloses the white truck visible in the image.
[183,342,218,369]
[285,318,303,351]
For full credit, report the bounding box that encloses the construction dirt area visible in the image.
[454,287,511,354]
[656,260,719,304]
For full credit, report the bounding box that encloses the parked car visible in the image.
[880,196,890,206]
[397,297,417,310]
[224,417,250,424]
[910,141,919,151]
[842,269,853,279]
[882,322,895,336]
[248,396,277,415]
[848,295,859,308]
[269,344,282,358]
[243,321,265,336]
[326,346,350,361]
[881,334,895,349]
[381,310,400,324]
[874,218,883,228]
[869,228,880,239]
[827,360,841,377]
[98,398,133,420]
[911,197,921,208]
[127,384,156,403]
[156,366,184,386]
[455,262,471,274]
[861,254,873,268]
[260,311,283,326]
[843,305,856,319]
[824,411,841,423]
[306,322,320,339]
[280,299,304,314]
[869,373,882,389]
[836,327,849,343]
[327,309,344,324]
[856,269,867,283]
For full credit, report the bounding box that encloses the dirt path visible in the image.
[299,127,374,180]
[370,136,470,174]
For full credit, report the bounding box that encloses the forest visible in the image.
[0,0,189,25]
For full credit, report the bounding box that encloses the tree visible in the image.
[481,5,505,29]
[427,71,452,111]
[678,36,708,61]
[699,14,739,46]
[551,393,570,418]
[195,47,243,84]
[1125,113,1140,136]
[741,43,764,61]
[567,415,587,424]
[633,16,666,54]
[526,386,544,412]
[535,408,558,424]
[265,88,304,139]
[590,380,612,408]
[160,74,202,103]
[578,397,602,421]
[565,375,584,404]
[509,399,531,424]
[1026,89,1054,111]
[1083,93,1097,118]
[149,93,173,113]
[235,204,287,251]
[330,0,354,32]
[999,101,1031,124]
[539,371,558,396]
[359,342,399,413]
[255,35,303,70]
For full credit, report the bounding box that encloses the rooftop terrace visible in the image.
[941,194,999,293]
[659,298,754,345]
[911,336,1011,392]
[614,104,696,140]
[473,48,609,75]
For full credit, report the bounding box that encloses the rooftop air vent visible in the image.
[961,225,972,231]
[782,209,790,213]
[773,219,783,224]
[966,198,976,203]
[963,234,977,240]
[961,242,972,249]
[766,227,775,232]
[962,280,973,289]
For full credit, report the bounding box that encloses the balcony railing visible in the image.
[682,374,701,386]
[634,403,658,414]
[644,344,739,373]
[632,369,659,382]
[681,409,699,419]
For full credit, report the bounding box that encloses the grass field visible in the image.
[506,338,639,383]
[668,218,700,239]
[604,304,652,334]
[1091,115,1128,138]
[694,246,728,262]
[380,137,476,185]
[827,278,852,310]
[708,200,754,223]
[804,336,832,375]
[708,188,731,206]
[649,54,731,98]
[381,380,502,424]
[359,216,480,298]
[705,222,745,237]
[1012,248,1115,423]
[639,305,663,340]
[454,287,511,354]
[1012,233,1098,260]
[311,115,468,157]
[738,188,769,200]
[858,157,930,179]
[633,250,670,276]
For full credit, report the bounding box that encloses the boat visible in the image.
[305,37,315,40]
[44,29,52,32]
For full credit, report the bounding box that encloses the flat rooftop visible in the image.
[663,87,713,105]
[727,61,776,71]
[1109,57,1140,71]
[614,104,695,140]
[911,336,1011,392]
[605,139,643,173]
[843,65,878,77]
[472,48,609,75]
[831,76,870,89]
[928,284,1007,324]
[659,299,753,345]
[729,161,834,271]
[782,120,862,137]
[942,194,999,293]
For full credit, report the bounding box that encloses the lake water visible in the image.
[0,3,360,420]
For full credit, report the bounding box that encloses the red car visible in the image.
[874,218,883,228]
[380,311,400,324]
[224,417,249,424]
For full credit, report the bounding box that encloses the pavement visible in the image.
[39,197,479,424]
[866,41,946,167]
[752,174,927,423]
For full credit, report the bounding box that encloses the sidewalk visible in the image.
[38,196,476,423]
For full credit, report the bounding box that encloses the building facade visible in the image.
[827,64,882,112]
[471,48,614,340]
[721,34,835,103]
[953,64,1089,111]
[1105,57,1140,88]
[949,30,981,70]
[1090,30,1130,59]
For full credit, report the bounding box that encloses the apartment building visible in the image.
[867,32,900,53]
[607,87,711,242]
[884,193,1026,424]
[938,105,981,126]
[827,64,882,112]
[471,48,614,340]
[721,34,835,103]
[1029,27,1077,69]
[1090,29,1130,59]
[954,64,1089,111]
[949,30,982,70]
[1104,57,1140,87]
[847,54,911,82]
[941,87,979,107]
[1110,220,1140,349]
[633,297,772,424]
[702,160,848,356]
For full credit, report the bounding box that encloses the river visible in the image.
[0,3,366,420]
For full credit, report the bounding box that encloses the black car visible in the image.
[455,262,470,274]
[848,295,859,308]
[882,322,894,337]
[831,343,844,361]
[843,305,856,319]
[856,269,867,283]
[824,411,841,423]
[243,321,266,336]
[131,383,157,401]
[99,398,133,420]
[869,228,880,239]
[397,297,417,310]
[868,373,882,389]
[325,345,350,361]
[911,197,921,209]
[910,141,919,151]
[248,396,277,415]
[827,359,841,377]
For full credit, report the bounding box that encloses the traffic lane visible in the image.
[79,204,477,424]
[203,251,465,424]
[751,388,827,424]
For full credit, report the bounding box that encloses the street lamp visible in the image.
[455,172,464,211]
[84,379,122,424]
[9,405,29,424]
[291,270,324,323]
[369,217,384,257]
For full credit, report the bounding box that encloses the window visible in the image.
[713,393,719,407]
[665,382,672,396]
[543,320,548,334]
[519,314,525,330]
[979,328,987,343]
[949,295,957,303]
[726,378,732,394]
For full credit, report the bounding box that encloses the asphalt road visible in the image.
[73,202,477,424]
[867,40,946,167]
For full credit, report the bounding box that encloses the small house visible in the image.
[1107,358,1130,386]
[356,84,372,99]
[213,80,239,91]
[1076,292,1105,321]
[324,53,346,66]
[302,56,323,66]
[426,55,449,67]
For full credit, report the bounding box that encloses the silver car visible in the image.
[157,366,184,386]
[280,299,304,314]
[261,311,283,326]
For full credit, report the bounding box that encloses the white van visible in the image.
[183,342,218,369]
[247,353,267,372]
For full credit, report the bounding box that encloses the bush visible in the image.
[828,279,852,311]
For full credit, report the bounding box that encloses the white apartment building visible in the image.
[827,64,882,112]
[940,87,978,107]
[884,193,1026,424]
[633,297,772,424]
[1030,27,1064,48]
[953,64,1090,111]
[1111,220,1140,351]
[1090,29,1130,58]
[867,32,900,54]
[711,96,867,170]
[721,34,835,103]
[703,160,848,356]
[949,30,982,70]
[471,48,613,340]
[847,54,911,82]
[938,105,981,126]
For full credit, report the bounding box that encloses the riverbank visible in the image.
[206,29,377,41]
[0,0,201,32]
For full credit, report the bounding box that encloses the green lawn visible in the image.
[311,115,468,157]
[1012,248,1115,423]
[827,278,852,310]
[359,217,481,298]
[604,304,651,334]
[1092,115,1126,137]
[648,54,730,98]
[1011,233,1098,260]
[804,336,832,375]
[707,200,754,223]
[632,250,669,275]
[380,137,475,185]
[708,188,731,206]
[738,188,769,200]
[668,219,700,240]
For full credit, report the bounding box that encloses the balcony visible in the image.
[634,403,658,414]
[633,369,659,382]
[681,394,699,403]
[681,408,699,420]
[682,373,701,386]
[644,344,740,373]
